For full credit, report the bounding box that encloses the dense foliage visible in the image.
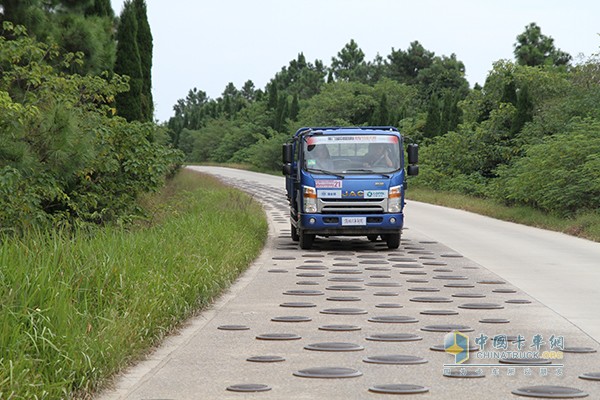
[0,23,181,234]
[168,40,469,170]
[169,24,599,217]
[0,0,116,76]
[418,57,600,216]
[0,0,154,122]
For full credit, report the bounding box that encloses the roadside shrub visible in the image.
[0,23,182,233]
[492,118,600,215]
[243,130,289,171]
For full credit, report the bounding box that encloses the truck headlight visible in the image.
[303,186,317,213]
[388,185,402,213]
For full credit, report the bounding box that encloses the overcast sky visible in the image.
[110,0,600,122]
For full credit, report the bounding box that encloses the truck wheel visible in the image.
[385,233,400,249]
[291,224,299,242]
[299,231,315,250]
[367,235,379,242]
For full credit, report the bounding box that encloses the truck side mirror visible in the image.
[407,165,419,176]
[282,163,292,176]
[407,144,418,165]
[282,143,293,164]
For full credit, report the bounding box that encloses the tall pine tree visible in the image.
[85,0,115,18]
[371,93,390,126]
[133,0,153,121]
[512,84,533,134]
[289,94,299,121]
[0,0,116,75]
[114,0,143,122]
[423,93,441,138]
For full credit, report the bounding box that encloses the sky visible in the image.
[110,0,600,122]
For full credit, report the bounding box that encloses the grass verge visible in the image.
[0,169,267,399]
[407,186,600,243]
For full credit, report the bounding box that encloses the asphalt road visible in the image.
[96,166,600,400]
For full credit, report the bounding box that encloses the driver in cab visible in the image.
[363,143,393,168]
[307,144,334,170]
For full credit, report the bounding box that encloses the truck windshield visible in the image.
[303,134,401,174]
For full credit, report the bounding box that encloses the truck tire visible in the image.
[299,231,315,250]
[291,224,299,241]
[367,234,379,242]
[385,233,400,249]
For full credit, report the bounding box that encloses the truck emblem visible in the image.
[342,190,364,198]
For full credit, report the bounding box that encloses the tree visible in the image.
[0,0,53,40]
[439,92,452,135]
[330,39,369,83]
[221,82,244,119]
[167,88,209,145]
[423,93,441,138]
[495,118,600,215]
[56,0,94,13]
[85,0,115,18]
[0,0,116,75]
[387,40,434,85]
[295,58,326,98]
[289,93,299,121]
[114,0,143,121]
[273,94,288,132]
[514,22,572,67]
[367,53,386,84]
[55,13,115,75]
[267,83,278,110]
[439,91,462,135]
[512,84,533,134]
[297,81,377,126]
[370,93,391,126]
[327,70,334,83]
[133,0,153,121]
[268,53,326,99]
[241,80,256,101]
[500,79,518,105]
[416,54,470,100]
[0,23,181,232]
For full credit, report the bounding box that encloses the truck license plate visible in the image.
[342,217,366,226]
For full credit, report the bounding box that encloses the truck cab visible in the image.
[282,126,419,250]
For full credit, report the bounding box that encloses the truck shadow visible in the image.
[277,235,406,253]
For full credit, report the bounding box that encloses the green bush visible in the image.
[244,130,289,171]
[66,117,182,225]
[0,23,182,233]
[493,118,600,215]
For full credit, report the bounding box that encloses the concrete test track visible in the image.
[96,166,600,399]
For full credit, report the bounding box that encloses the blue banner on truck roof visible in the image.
[307,135,398,145]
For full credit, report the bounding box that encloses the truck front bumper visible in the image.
[297,213,403,236]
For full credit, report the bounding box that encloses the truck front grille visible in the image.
[318,198,387,214]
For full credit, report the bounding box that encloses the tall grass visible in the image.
[0,170,267,399]
[407,186,600,243]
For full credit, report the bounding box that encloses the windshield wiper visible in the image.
[344,168,390,178]
[308,168,345,179]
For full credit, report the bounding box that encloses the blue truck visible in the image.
[282,126,419,250]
